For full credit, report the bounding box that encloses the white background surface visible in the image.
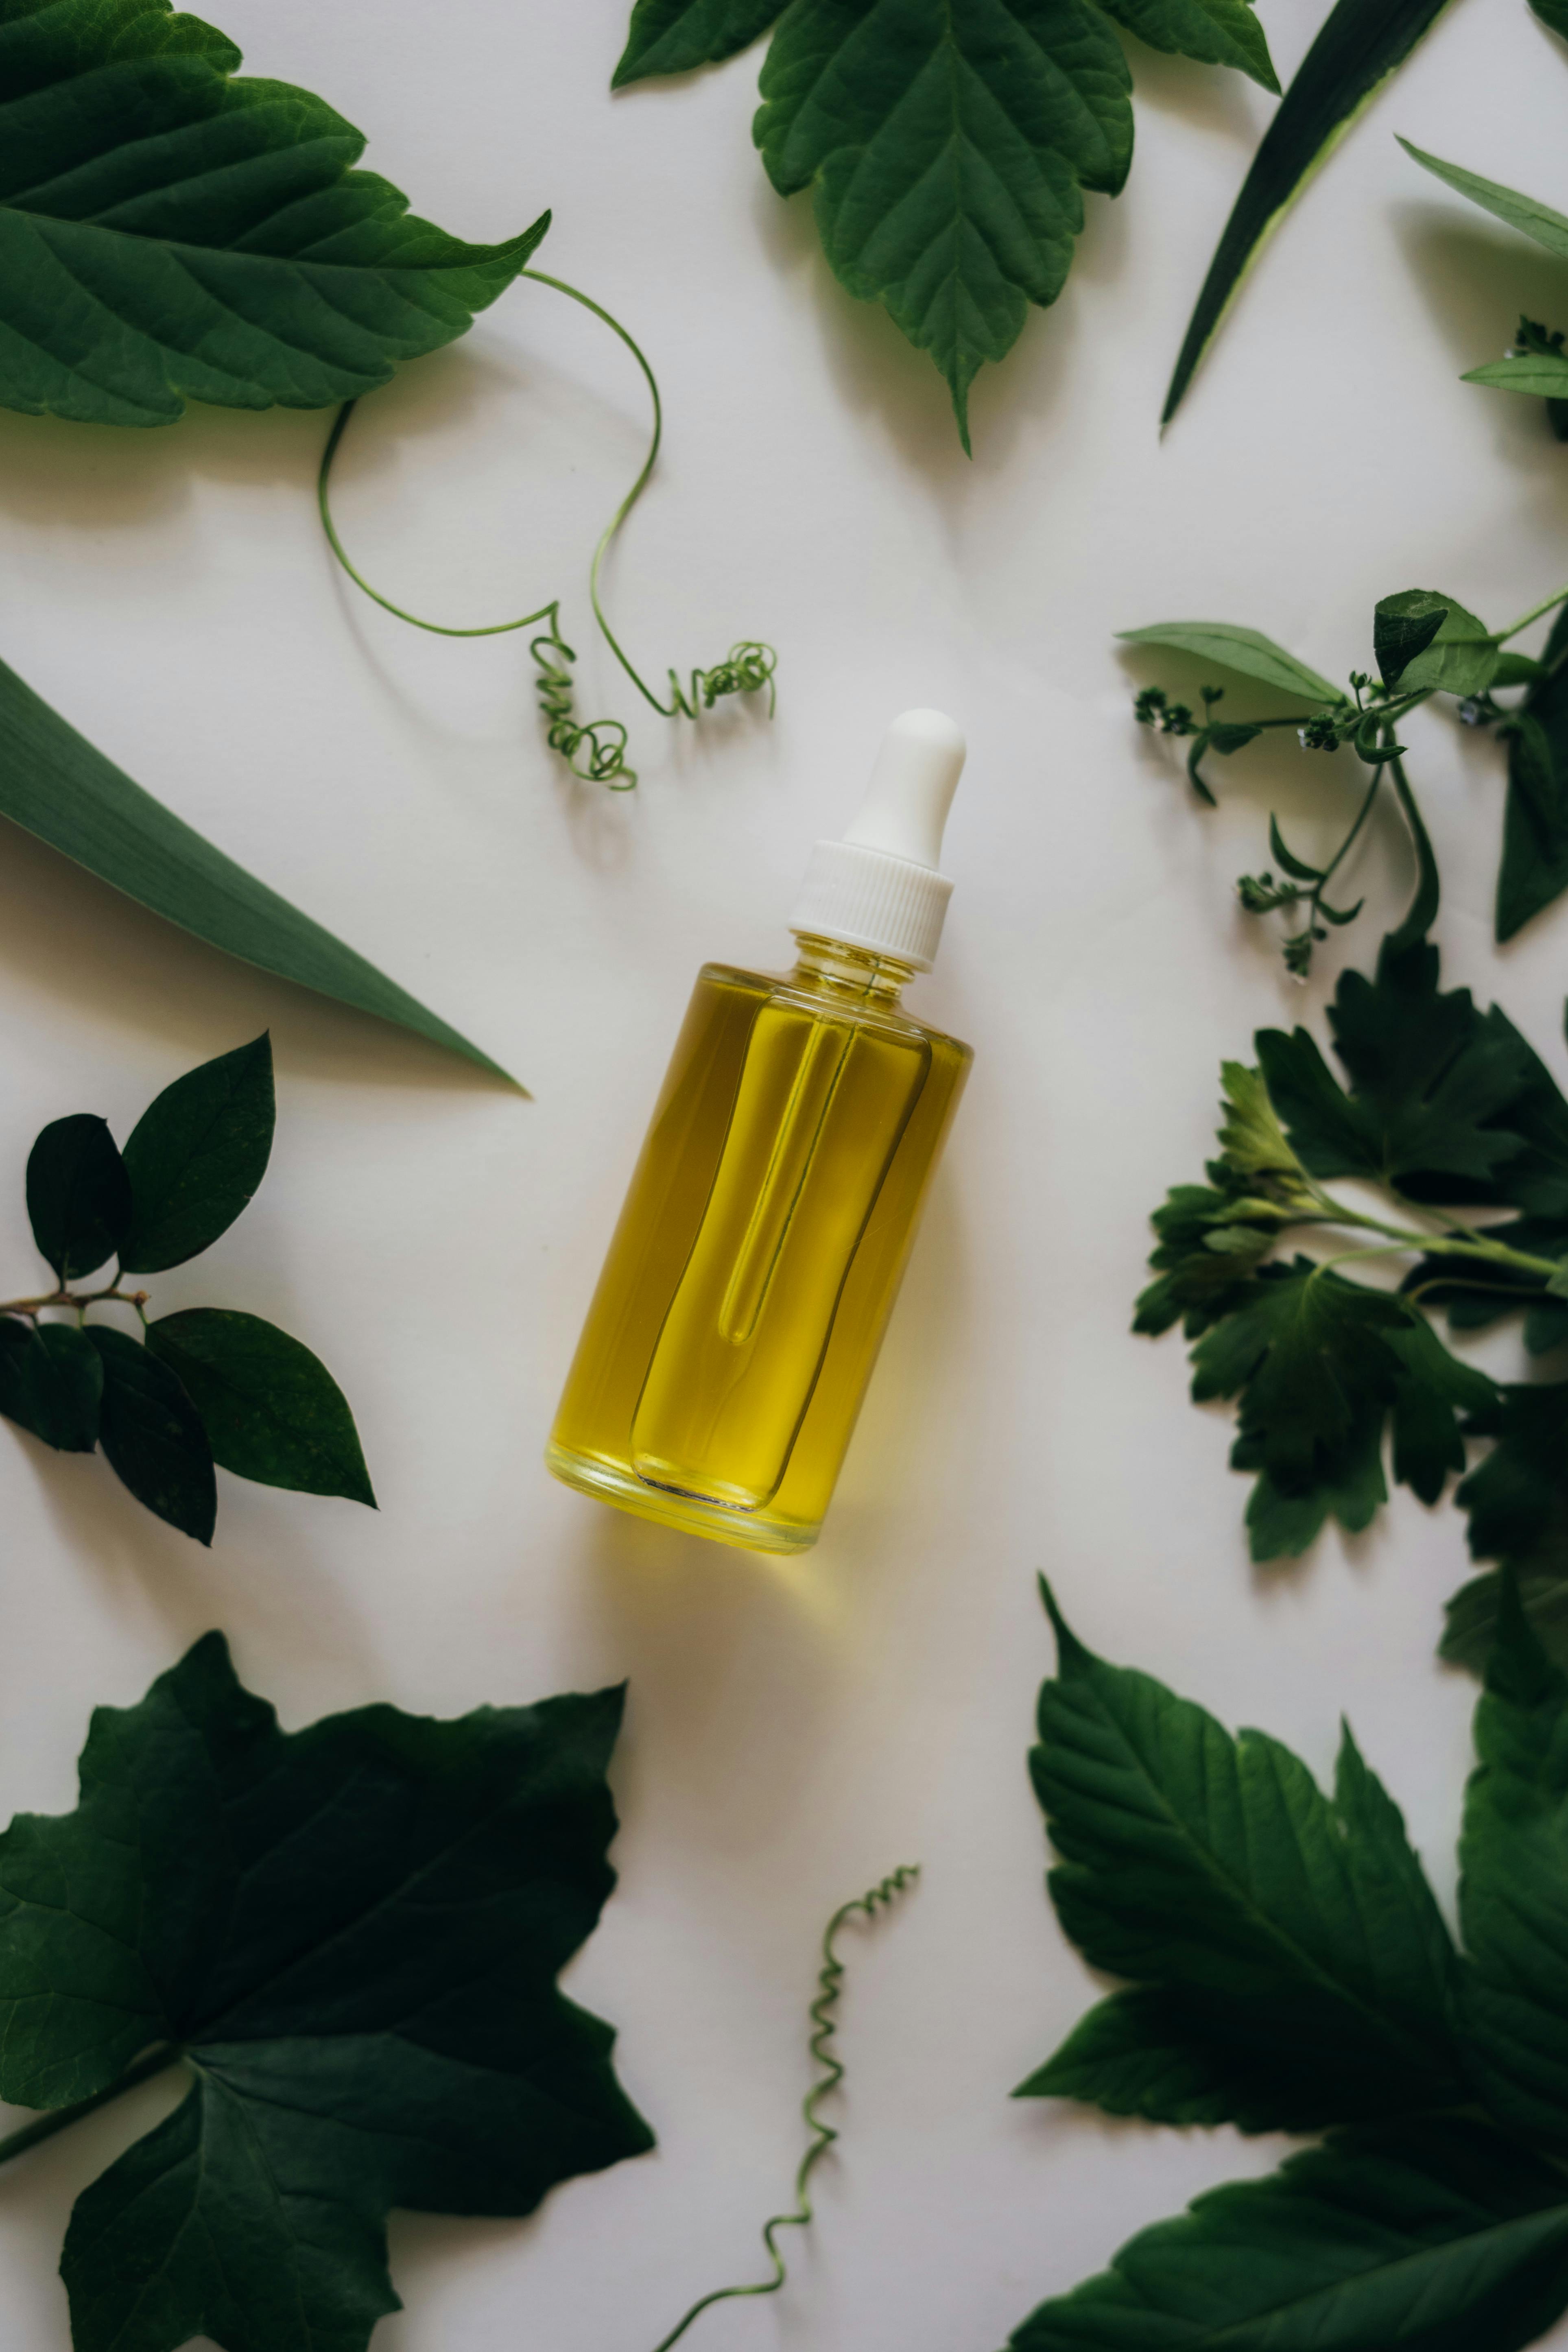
[0,0,1566,2343]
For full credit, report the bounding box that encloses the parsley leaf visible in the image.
[0,1635,652,2352]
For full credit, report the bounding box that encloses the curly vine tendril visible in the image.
[316,271,775,790]
[647,1864,921,2352]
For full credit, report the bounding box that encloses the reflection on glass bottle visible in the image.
[548,713,973,1553]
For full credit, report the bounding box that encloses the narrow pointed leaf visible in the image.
[0,0,550,426]
[120,1037,276,1275]
[0,656,517,1084]
[1162,0,1455,425]
[1119,622,1342,703]
[1467,354,1568,398]
[147,1308,373,1505]
[1400,140,1568,264]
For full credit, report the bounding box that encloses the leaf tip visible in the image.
[1036,1576,1091,1671]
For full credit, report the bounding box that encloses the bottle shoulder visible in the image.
[694,961,972,1058]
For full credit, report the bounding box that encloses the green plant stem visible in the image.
[0,1282,149,1322]
[1496,581,1568,643]
[646,1867,919,2352]
[1298,1180,1562,1284]
[0,2044,181,2171]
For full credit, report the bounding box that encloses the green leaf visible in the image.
[0,1318,102,1451]
[0,0,549,426]
[1396,594,1499,699]
[1022,1587,1464,2132]
[87,1327,216,1544]
[614,0,787,83]
[146,1307,374,1505]
[25,1113,132,1284]
[1375,590,1449,687]
[1532,0,1568,37]
[1009,2120,1568,2350]
[1466,353,1568,398]
[1268,815,1323,882]
[1257,955,1533,1192]
[1444,1564,1568,1679]
[1094,0,1276,89]
[0,655,516,1084]
[752,0,1134,451]
[1498,609,1568,944]
[1400,140,1568,265]
[1118,622,1343,704]
[1456,1583,1568,2144]
[0,1634,652,2352]
[120,1037,275,1274]
[1215,1060,1306,1179]
[1162,0,1455,424]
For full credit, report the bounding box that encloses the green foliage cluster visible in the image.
[0,1635,651,2352]
[3,1037,372,1543]
[612,0,1277,448]
[1010,1579,1568,2352]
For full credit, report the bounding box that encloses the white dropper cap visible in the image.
[789,710,965,972]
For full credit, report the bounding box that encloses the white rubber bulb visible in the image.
[841,709,966,870]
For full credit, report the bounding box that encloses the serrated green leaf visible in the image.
[1009,2120,1568,2351]
[1466,353,1568,397]
[1216,1060,1306,1178]
[0,1317,102,1452]
[1094,0,1276,87]
[120,1037,275,1275]
[0,1634,652,2352]
[1163,0,1455,425]
[1118,622,1343,704]
[614,0,786,83]
[147,1308,373,1506]
[87,1326,216,1544]
[25,1114,131,1284]
[0,655,516,1083]
[752,0,1134,450]
[0,0,549,426]
[1022,1589,1463,2133]
[1400,140,1568,265]
[1456,1585,1568,2144]
[1498,611,1568,945]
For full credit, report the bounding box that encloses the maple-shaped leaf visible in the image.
[0,0,549,426]
[612,0,1276,447]
[0,1635,652,2352]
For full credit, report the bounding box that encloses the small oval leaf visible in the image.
[120,1037,276,1275]
[147,1309,374,1506]
[25,1115,131,1284]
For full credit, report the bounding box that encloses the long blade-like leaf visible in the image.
[1162,0,1454,425]
[1400,140,1568,262]
[0,658,516,1086]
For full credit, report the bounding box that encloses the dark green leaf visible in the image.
[0,0,549,425]
[752,0,1134,450]
[1532,0,1568,37]
[1094,0,1275,86]
[147,1308,373,1505]
[1494,653,1548,690]
[25,1114,131,1282]
[1384,1316,1498,1505]
[1456,1583,1568,2143]
[0,1634,652,2352]
[1400,140,1568,265]
[1258,956,1533,1191]
[1162,0,1455,424]
[120,1037,275,1274]
[1498,608,1568,944]
[614,0,786,83]
[1268,815,1323,882]
[1118,622,1343,703]
[0,655,516,1083]
[87,1327,216,1544]
[0,1318,101,1451]
[1375,591,1449,687]
[1022,1585,1464,2132]
[1443,1565,1568,1678]
[1009,2121,1568,2351]
[1396,594,1499,699]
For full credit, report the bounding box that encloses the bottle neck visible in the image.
[790,932,917,1007]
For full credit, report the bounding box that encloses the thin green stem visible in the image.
[0,2045,181,2171]
[647,1868,919,2352]
[1297,1181,1562,1283]
[1496,581,1568,644]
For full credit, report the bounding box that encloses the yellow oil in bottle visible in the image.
[547,937,971,1552]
